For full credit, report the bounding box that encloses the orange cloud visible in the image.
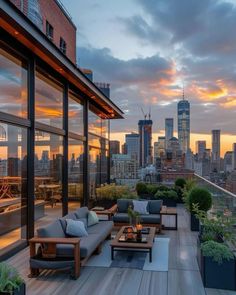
[220,96,236,108]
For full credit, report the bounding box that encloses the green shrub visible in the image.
[157,185,170,191]
[155,190,178,200]
[146,184,158,195]
[201,240,234,264]
[136,182,148,195]
[188,187,212,212]
[175,178,186,188]
[96,184,137,200]
[0,263,24,293]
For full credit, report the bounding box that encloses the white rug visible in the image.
[86,237,170,272]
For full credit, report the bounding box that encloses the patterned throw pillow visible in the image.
[88,211,99,227]
[132,200,149,214]
[66,219,88,237]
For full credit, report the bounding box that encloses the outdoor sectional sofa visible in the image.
[113,199,163,232]
[29,207,113,279]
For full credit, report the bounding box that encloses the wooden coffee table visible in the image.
[110,226,156,262]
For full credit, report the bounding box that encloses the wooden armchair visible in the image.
[29,237,80,279]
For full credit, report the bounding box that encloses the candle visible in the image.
[137,224,142,231]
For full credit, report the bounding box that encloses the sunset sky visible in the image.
[62,0,236,156]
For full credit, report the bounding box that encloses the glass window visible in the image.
[68,92,83,135]
[35,69,63,129]
[101,119,109,139]
[46,21,54,41]
[88,109,101,135]
[0,123,27,253]
[0,46,28,118]
[89,134,101,149]
[89,148,101,199]
[34,131,63,225]
[101,148,108,185]
[68,139,83,211]
[60,37,67,55]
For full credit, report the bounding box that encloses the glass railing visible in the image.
[194,174,236,217]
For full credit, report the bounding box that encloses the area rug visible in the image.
[86,237,169,272]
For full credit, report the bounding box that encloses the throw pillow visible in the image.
[66,219,88,237]
[133,200,149,215]
[88,211,99,227]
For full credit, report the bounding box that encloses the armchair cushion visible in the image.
[148,200,163,214]
[133,200,149,214]
[75,207,89,219]
[117,199,133,213]
[37,220,66,238]
[88,211,99,227]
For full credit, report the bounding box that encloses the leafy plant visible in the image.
[127,205,140,218]
[188,187,212,212]
[183,179,196,209]
[146,184,158,195]
[175,178,186,189]
[201,240,234,264]
[135,182,148,195]
[155,190,178,200]
[193,204,235,243]
[96,184,137,200]
[0,263,24,293]
[157,185,170,191]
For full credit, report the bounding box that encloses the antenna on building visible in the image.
[141,107,147,120]
[148,106,151,120]
[182,81,185,100]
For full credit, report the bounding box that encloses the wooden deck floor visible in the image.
[7,206,236,295]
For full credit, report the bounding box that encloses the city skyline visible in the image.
[61,0,236,153]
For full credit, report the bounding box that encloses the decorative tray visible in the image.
[118,234,147,243]
[123,226,150,235]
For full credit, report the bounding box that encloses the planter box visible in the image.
[190,213,199,231]
[0,283,26,295]
[162,199,177,207]
[198,247,236,290]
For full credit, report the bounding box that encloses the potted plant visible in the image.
[199,240,236,290]
[127,206,140,227]
[188,187,212,231]
[146,184,158,198]
[135,182,150,199]
[174,178,186,203]
[0,263,25,295]
[154,189,178,207]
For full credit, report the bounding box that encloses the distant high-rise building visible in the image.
[224,151,233,173]
[125,133,139,162]
[138,119,153,167]
[232,143,236,170]
[165,118,174,148]
[109,140,120,155]
[177,97,190,153]
[154,136,165,164]
[211,130,221,172]
[196,140,206,159]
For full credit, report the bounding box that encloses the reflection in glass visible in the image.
[101,119,109,139]
[0,47,28,118]
[68,139,83,211]
[89,134,101,149]
[89,148,101,198]
[68,92,83,135]
[88,110,101,135]
[35,69,63,128]
[0,123,27,252]
[34,131,63,225]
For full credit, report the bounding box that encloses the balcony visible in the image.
[4,176,236,295]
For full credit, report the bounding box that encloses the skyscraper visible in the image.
[196,140,206,159]
[211,130,221,172]
[138,119,153,167]
[109,140,120,155]
[125,133,140,162]
[178,97,190,154]
[232,143,236,170]
[165,118,174,149]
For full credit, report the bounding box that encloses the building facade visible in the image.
[232,143,236,171]
[110,140,120,156]
[138,119,153,167]
[165,118,173,149]
[0,0,123,259]
[125,133,139,162]
[211,129,221,172]
[177,99,190,154]
[196,140,206,160]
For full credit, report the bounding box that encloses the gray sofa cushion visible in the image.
[75,207,89,219]
[56,233,101,258]
[87,221,113,242]
[37,220,66,238]
[140,214,161,224]
[113,213,129,223]
[59,212,77,232]
[117,199,133,213]
[148,200,163,214]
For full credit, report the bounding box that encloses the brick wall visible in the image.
[9,0,77,64]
